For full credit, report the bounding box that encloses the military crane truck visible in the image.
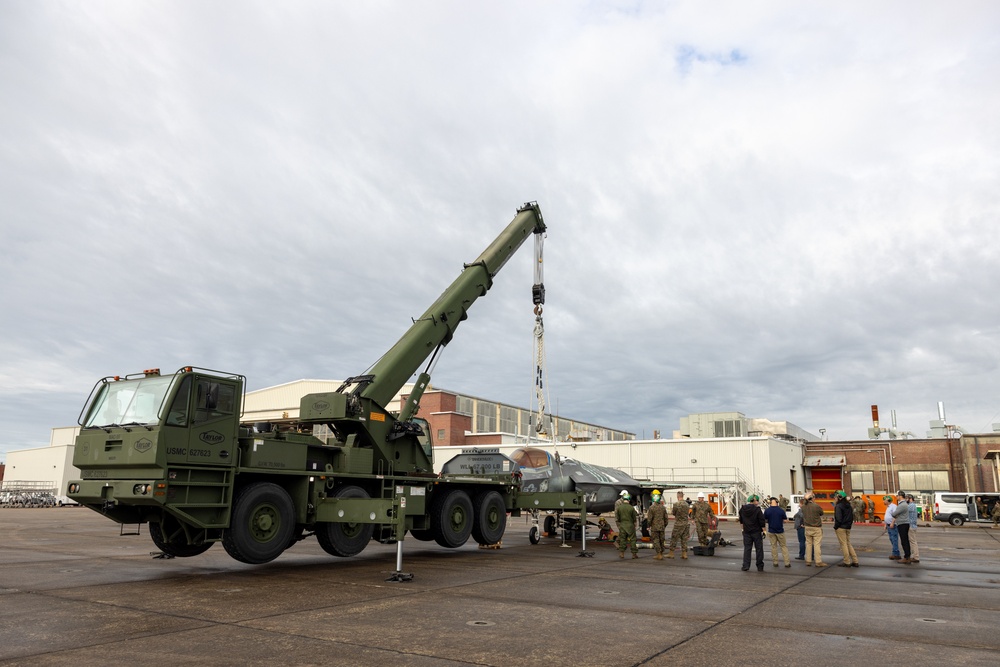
[67,202,548,565]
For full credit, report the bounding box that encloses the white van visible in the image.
[933,492,1000,526]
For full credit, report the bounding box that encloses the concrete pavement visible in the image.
[1,508,998,666]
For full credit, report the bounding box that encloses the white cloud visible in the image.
[1,1,999,458]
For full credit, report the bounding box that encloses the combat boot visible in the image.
[632,553,639,559]
[681,551,688,560]
[654,553,663,561]
[666,550,675,559]
[618,551,624,559]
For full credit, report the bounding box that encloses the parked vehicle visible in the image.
[933,492,1000,526]
[68,203,556,564]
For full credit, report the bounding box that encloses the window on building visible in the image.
[456,396,473,416]
[850,471,875,494]
[713,420,743,438]
[437,429,445,441]
[898,470,950,492]
[499,406,518,434]
[476,401,497,433]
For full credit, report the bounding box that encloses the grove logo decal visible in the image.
[200,431,225,445]
[313,400,330,412]
[134,438,153,453]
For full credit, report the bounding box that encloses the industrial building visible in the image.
[4,382,998,509]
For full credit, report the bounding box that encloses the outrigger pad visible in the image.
[386,571,414,583]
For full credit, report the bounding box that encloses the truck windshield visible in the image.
[83,375,177,427]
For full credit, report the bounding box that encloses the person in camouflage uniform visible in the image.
[615,491,639,559]
[668,491,690,559]
[646,490,668,559]
[851,496,863,523]
[693,492,715,546]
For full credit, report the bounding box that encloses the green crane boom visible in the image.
[350,201,545,408]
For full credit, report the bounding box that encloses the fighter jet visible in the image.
[509,447,644,514]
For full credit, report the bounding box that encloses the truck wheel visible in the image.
[222,482,295,564]
[430,489,473,548]
[149,517,213,558]
[316,485,374,557]
[472,490,507,545]
[409,528,435,541]
[529,526,540,544]
[543,514,557,536]
[949,514,965,526]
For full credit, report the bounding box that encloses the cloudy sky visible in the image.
[2,1,999,460]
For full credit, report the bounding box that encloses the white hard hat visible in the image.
[619,490,629,497]
[697,492,705,499]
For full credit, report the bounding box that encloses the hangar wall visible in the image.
[433,436,806,500]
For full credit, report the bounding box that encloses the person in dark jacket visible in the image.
[763,497,790,567]
[738,495,767,571]
[833,491,859,567]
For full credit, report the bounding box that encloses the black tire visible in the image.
[409,528,435,541]
[543,514,557,536]
[471,490,507,545]
[316,485,374,557]
[529,526,540,544]
[430,489,473,548]
[949,514,965,526]
[149,517,213,558]
[222,482,295,564]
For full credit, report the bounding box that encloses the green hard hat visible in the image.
[748,494,759,502]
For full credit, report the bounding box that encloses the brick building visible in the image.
[409,387,634,448]
[803,436,1000,498]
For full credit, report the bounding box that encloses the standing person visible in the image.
[833,491,859,568]
[738,495,767,571]
[860,494,868,522]
[778,494,790,511]
[867,496,876,523]
[615,491,639,560]
[991,500,1000,528]
[851,495,863,523]
[883,495,900,560]
[667,491,690,559]
[763,497,791,567]
[801,492,827,567]
[906,493,921,564]
[693,492,715,546]
[646,490,668,560]
[793,505,806,560]
[890,491,911,564]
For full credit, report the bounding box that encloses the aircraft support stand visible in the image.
[577,497,594,558]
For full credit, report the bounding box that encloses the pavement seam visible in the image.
[629,528,892,666]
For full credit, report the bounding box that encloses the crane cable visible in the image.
[532,231,550,437]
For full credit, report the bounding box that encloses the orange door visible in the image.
[809,467,843,513]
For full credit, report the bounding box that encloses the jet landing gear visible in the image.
[526,509,594,557]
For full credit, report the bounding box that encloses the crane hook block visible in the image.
[532,283,545,306]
